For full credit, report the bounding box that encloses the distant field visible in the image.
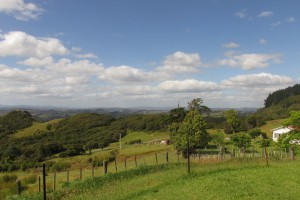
[259,119,285,138]
[11,119,62,138]
[16,159,300,200]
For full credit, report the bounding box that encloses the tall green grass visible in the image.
[12,160,300,200]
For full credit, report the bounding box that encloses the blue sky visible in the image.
[0,0,299,108]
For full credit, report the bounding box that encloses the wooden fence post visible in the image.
[80,167,82,180]
[92,166,94,177]
[67,170,69,183]
[43,163,46,200]
[166,151,169,163]
[38,176,41,192]
[103,161,108,174]
[264,144,269,166]
[143,156,146,165]
[155,153,158,165]
[114,159,118,172]
[53,172,56,191]
[16,180,21,195]
[134,156,137,167]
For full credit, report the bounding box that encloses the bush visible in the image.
[128,139,142,145]
[2,174,18,183]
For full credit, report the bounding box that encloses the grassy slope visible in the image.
[18,160,300,200]
[259,119,285,138]
[11,119,62,138]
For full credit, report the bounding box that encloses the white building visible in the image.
[272,126,293,142]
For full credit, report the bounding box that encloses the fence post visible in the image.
[103,161,108,174]
[143,156,146,165]
[166,151,169,163]
[38,176,41,192]
[80,167,82,180]
[16,180,21,195]
[67,170,69,183]
[177,151,180,163]
[264,144,269,166]
[134,156,137,167]
[53,172,56,191]
[155,153,158,165]
[114,159,118,172]
[43,163,46,200]
[92,166,94,177]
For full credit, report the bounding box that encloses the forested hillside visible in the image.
[0,111,34,137]
[264,84,300,108]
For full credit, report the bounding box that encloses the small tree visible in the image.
[224,109,240,134]
[211,131,226,159]
[187,98,211,114]
[172,110,210,156]
[231,133,251,156]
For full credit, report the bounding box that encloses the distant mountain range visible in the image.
[0,105,258,121]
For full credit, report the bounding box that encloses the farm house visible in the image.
[272,126,293,142]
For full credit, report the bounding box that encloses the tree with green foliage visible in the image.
[224,109,240,134]
[231,133,251,156]
[211,131,226,159]
[187,98,211,114]
[283,111,300,127]
[172,110,210,155]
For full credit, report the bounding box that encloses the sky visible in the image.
[0,0,299,108]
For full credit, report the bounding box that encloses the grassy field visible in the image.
[13,159,300,200]
[11,119,62,138]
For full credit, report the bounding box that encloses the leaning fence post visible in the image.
[16,179,21,195]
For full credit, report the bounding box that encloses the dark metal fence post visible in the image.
[43,163,46,200]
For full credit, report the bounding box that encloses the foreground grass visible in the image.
[14,159,300,200]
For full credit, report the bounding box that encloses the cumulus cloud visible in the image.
[99,66,153,83]
[218,53,281,70]
[258,11,273,17]
[222,42,240,48]
[76,53,98,59]
[157,51,201,73]
[159,79,219,93]
[0,0,43,21]
[19,56,54,67]
[0,31,68,58]
[221,73,294,88]
[235,9,247,19]
[286,16,296,23]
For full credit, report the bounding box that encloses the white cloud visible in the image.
[157,51,201,73]
[99,65,152,83]
[259,38,267,45]
[286,16,296,23]
[76,53,98,59]
[258,11,273,17]
[271,21,281,27]
[0,0,43,21]
[218,53,281,70]
[235,9,247,19]
[19,56,54,67]
[222,42,240,48]
[221,73,294,88]
[159,79,219,93]
[0,31,68,58]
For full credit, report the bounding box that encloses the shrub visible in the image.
[128,139,142,145]
[2,174,18,183]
